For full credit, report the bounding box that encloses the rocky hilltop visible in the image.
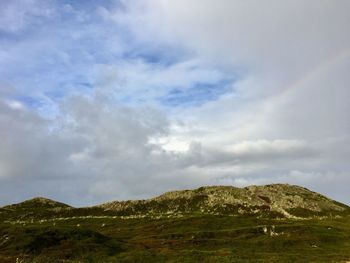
[97,184,349,218]
[1,184,349,220]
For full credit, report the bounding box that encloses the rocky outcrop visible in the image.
[97,184,349,218]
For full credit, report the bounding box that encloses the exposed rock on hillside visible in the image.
[97,184,349,218]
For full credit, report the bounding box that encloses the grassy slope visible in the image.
[1,215,350,262]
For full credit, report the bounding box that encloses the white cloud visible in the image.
[5,100,25,110]
[0,0,55,33]
[93,58,229,107]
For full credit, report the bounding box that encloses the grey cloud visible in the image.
[120,0,350,95]
[113,0,350,203]
[0,92,209,206]
[0,92,321,206]
[179,140,316,168]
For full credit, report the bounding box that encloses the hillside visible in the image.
[1,184,350,262]
[0,197,72,221]
[97,184,349,218]
[3,197,71,210]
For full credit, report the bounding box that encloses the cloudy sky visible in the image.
[0,0,349,206]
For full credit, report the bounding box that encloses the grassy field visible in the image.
[1,214,350,262]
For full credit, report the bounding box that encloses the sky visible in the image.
[0,0,350,206]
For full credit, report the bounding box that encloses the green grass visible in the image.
[1,215,350,262]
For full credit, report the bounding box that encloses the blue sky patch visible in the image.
[12,95,44,109]
[159,80,234,107]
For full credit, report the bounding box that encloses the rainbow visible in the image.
[277,47,350,99]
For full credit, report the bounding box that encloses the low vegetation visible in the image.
[1,184,349,262]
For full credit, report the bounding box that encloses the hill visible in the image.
[0,197,72,221]
[3,197,71,210]
[97,184,349,218]
[0,184,350,262]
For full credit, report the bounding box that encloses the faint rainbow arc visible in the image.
[276,48,350,100]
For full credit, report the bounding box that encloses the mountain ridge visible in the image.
[3,183,347,220]
[95,183,349,219]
